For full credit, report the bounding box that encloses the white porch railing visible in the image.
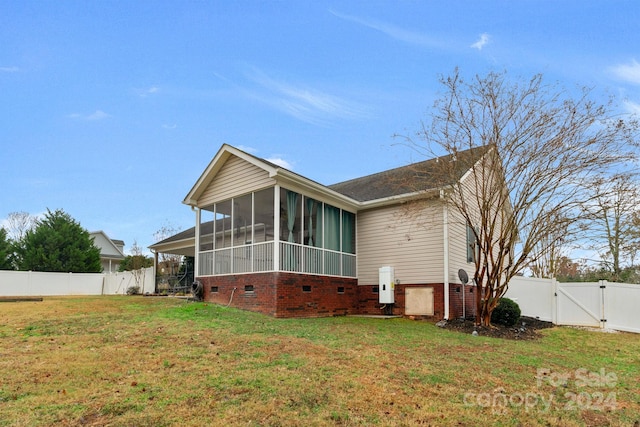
[278,241,356,277]
[198,241,355,278]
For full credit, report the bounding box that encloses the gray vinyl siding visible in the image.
[447,207,476,284]
[198,155,276,206]
[357,203,445,285]
[446,162,503,285]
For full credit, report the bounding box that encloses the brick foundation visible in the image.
[198,273,462,320]
[198,273,358,318]
[448,283,478,319]
[355,283,446,319]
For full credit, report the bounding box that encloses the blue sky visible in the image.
[2,1,639,255]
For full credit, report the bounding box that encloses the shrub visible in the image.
[126,286,140,295]
[491,298,521,327]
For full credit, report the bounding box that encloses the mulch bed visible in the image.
[438,316,554,340]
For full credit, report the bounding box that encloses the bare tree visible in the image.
[631,210,640,268]
[528,214,572,279]
[5,211,37,241]
[403,69,639,326]
[128,240,147,294]
[584,174,640,281]
[153,222,183,277]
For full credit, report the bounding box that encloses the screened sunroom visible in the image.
[195,186,356,278]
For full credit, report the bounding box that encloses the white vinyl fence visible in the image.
[0,267,155,297]
[505,276,640,334]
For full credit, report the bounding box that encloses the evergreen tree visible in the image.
[17,209,102,273]
[0,228,13,270]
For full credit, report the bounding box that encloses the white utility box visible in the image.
[378,266,395,304]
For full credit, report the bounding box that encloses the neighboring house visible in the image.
[90,231,125,273]
[150,144,495,319]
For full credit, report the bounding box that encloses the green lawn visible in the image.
[0,296,637,426]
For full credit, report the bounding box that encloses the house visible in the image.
[150,144,494,319]
[89,231,125,273]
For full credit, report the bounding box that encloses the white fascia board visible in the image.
[148,237,195,254]
[182,144,279,206]
[358,188,442,210]
[274,169,360,212]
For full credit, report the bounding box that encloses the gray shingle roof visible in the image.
[151,221,213,247]
[328,145,489,202]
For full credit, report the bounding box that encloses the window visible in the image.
[211,286,219,293]
[280,189,301,243]
[302,285,311,293]
[253,188,274,242]
[244,285,254,293]
[216,200,232,249]
[200,206,214,251]
[466,224,478,263]
[337,287,345,294]
[341,211,355,254]
[324,204,341,251]
[304,197,322,247]
[233,194,252,246]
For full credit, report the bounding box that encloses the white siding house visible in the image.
[89,231,125,273]
[150,144,499,319]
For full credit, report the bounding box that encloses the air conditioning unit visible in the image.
[379,266,395,304]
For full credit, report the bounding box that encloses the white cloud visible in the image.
[265,156,293,170]
[471,33,490,50]
[162,123,177,130]
[87,110,110,120]
[136,86,159,97]
[0,66,20,73]
[330,10,443,48]
[243,67,372,125]
[609,60,640,85]
[68,110,111,121]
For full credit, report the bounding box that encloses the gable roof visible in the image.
[183,144,360,211]
[150,145,492,255]
[89,231,125,259]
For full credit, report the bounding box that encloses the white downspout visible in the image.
[193,206,201,277]
[442,192,450,320]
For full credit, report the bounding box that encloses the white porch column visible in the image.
[194,207,201,277]
[273,185,280,271]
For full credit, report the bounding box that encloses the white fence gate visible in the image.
[505,277,640,334]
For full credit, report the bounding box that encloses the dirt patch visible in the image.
[438,316,554,340]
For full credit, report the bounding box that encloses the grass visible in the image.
[0,296,638,426]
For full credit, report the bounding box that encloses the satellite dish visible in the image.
[458,269,469,284]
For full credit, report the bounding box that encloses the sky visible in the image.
[2,1,640,255]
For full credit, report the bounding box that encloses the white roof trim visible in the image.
[183,144,483,212]
[183,144,280,206]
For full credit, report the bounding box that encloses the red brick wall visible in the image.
[198,273,357,318]
[356,283,446,320]
[274,273,358,318]
[199,273,279,316]
[198,273,461,321]
[448,283,478,319]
